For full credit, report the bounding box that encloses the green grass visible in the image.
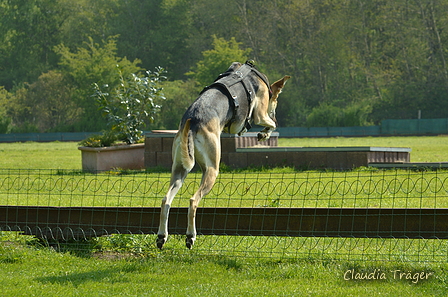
[1,137,448,296]
[279,135,448,163]
[0,141,80,169]
[0,135,447,170]
[1,237,447,296]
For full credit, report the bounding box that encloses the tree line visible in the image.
[1,0,448,134]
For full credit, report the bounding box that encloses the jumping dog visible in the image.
[157,61,290,249]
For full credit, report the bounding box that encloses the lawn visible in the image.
[1,242,446,296]
[1,136,448,296]
[0,141,80,169]
[0,135,447,170]
[279,135,448,163]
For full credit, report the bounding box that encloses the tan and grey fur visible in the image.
[157,62,290,249]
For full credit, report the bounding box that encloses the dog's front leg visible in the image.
[255,114,276,141]
[253,105,277,141]
[157,198,171,249]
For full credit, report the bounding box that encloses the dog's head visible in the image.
[267,75,291,122]
[222,62,290,124]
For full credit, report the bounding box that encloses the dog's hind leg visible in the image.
[157,120,194,249]
[186,166,218,249]
[185,132,220,249]
[157,164,188,249]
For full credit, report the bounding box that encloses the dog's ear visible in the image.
[271,75,291,89]
[270,75,291,99]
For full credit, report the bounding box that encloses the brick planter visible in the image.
[145,132,278,169]
[79,143,145,172]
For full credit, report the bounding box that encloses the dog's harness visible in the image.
[200,60,272,135]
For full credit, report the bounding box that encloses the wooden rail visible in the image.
[1,206,448,240]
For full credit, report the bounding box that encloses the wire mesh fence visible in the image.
[1,168,448,262]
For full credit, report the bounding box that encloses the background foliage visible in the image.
[93,66,166,144]
[1,0,448,132]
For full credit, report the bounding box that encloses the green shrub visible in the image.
[306,102,372,127]
[90,66,166,145]
[0,116,10,134]
[78,131,119,147]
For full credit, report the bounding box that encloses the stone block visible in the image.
[157,152,172,169]
[291,151,307,168]
[145,137,162,152]
[384,152,397,163]
[162,138,174,153]
[247,152,269,167]
[327,152,348,170]
[304,152,327,169]
[226,152,247,168]
[348,152,368,168]
[144,152,157,168]
[220,152,229,166]
[264,151,290,167]
[221,137,237,152]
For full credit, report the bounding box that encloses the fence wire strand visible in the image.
[1,168,448,262]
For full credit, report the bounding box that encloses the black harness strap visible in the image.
[200,61,271,135]
[246,60,272,98]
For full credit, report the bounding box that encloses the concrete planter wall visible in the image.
[223,146,411,170]
[78,143,145,172]
[144,132,411,170]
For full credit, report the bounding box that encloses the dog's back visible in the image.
[181,62,265,135]
[175,62,258,172]
[180,88,234,133]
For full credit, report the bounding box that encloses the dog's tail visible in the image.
[180,118,195,171]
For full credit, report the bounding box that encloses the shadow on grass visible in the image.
[36,268,120,287]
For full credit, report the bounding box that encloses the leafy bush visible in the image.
[78,130,119,147]
[91,66,166,145]
[55,36,142,132]
[0,87,11,133]
[7,71,81,133]
[187,35,251,86]
[0,117,10,134]
[306,103,373,127]
[152,79,199,130]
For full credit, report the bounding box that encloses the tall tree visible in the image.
[187,35,252,86]
[112,0,195,79]
[55,36,141,131]
[0,0,66,89]
[6,71,81,132]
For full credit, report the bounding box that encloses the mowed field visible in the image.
[1,136,448,296]
[279,135,448,163]
[0,135,447,170]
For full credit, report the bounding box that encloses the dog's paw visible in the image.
[257,132,270,141]
[156,234,167,249]
[186,234,195,249]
